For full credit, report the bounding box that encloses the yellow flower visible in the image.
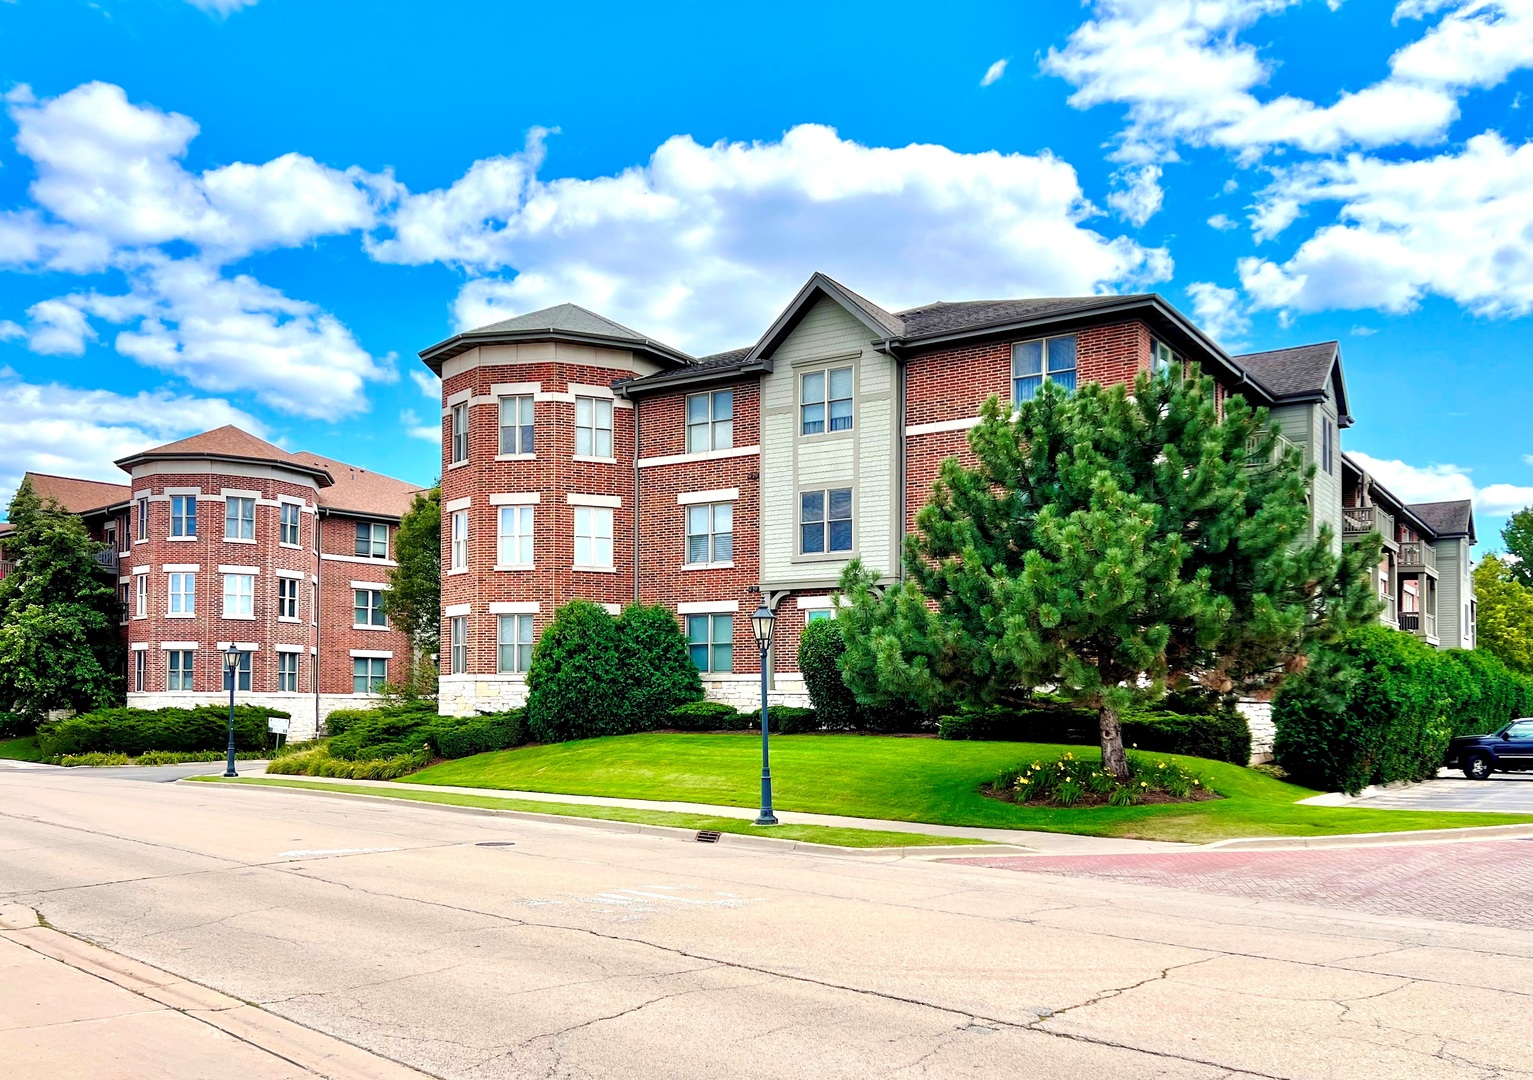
[1140,782,1149,788]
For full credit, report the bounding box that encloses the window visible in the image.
[573,506,614,568]
[136,496,149,541]
[1013,335,1078,402]
[119,583,130,624]
[499,395,534,456]
[353,657,387,694]
[800,488,852,554]
[167,495,196,538]
[498,614,534,673]
[451,402,469,463]
[354,521,388,558]
[687,614,733,673]
[686,390,734,453]
[575,396,614,458]
[225,497,255,540]
[450,510,468,570]
[449,616,467,675]
[168,572,195,616]
[685,503,733,565]
[104,522,116,551]
[805,608,834,624]
[278,652,299,693]
[277,577,299,620]
[354,588,387,627]
[224,651,252,692]
[133,650,146,692]
[1151,340,1182,378]
[281,503,302,546]
[800,367,852,435]
[497,505,533,566]
[167,650,195,692]
[222,573,254,618]
[1321,417,1335,475]
[134,574,149,618]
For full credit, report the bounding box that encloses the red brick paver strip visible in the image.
[947,840,1533,928]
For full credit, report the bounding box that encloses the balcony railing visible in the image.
[0,559,12,579]
[1245,431,1297,467]
[1344,504,1395,541]
[1400,611,1438,639]
[1398,541,1437,571]
[94,548,120,574]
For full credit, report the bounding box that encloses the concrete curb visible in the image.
[0,904,432,1079]
[186,778,1034,859]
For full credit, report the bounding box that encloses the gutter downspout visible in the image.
[885,338,906,582]
[632,393,641,605]
[313,507,322,735]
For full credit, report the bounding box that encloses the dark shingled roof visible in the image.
[468,303,654,342]
[617,346,756,393]
[896,295,1155,339]
[1406,500,1475,539]
[1234,341,1338,398]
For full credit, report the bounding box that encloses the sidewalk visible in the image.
[232,769,1189,855]
[0,903,430,1080]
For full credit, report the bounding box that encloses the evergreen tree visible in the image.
[1501,507,1533,589]
[837,370,1379,778]
[617,603,703,726]
[1473,554,1533,673]
[0,479,124,719]
[384,486,441,656]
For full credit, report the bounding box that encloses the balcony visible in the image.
[1245,431,1297,467]
[0,559,12,579]
[1400,610,1438,641]
[94,549,120,574]
[1379,591,1398,626]
[1343,504,1395,546]
[1398,541,1437,573]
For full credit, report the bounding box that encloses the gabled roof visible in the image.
[295,452,424,520]
[1407,500,1476,541]
[115,426,334,486]
[615,346,758,395]
[1234,342,1351,425]
[419,303,694,373]
[896,295,1156,339]
[22,473,131,515]
[744,273,904,364]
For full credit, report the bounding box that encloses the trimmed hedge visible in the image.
[799,619,859,729]
[739,705,819,734]
[937,701,1252,766]
[38,705,289,757]
[431,712,528,758]
[665,701,748,731]
[324,705,528,761]
[1437,649,1533,738]
[266,747,430,780]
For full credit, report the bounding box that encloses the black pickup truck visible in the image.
[1445,719,1533,779]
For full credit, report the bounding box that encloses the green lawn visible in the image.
[188,776,979,848]
[403,733,1533,843]
[0,736,46,763]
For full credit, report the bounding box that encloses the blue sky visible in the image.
[2,0,1531,548]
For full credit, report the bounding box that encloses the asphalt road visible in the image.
[2,769,1531,1080]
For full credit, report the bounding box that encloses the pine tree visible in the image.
[837,369,1380,778]
[0,479,124,719]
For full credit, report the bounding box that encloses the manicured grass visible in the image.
[186,775,979,848]
[0,736,46,763]
[403,733,1533,843]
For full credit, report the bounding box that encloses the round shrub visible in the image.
[1121,710,1251,766]
[425,711,527,758]
[618,603,703,728]
[525,600,634,743]
[799,619,859,729]
[666,700,744,731]
[740,705,819,734]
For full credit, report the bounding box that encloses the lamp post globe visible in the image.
[222,645,241,778]
[750,603,777,826]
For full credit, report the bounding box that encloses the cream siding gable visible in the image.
[1270,401,1342,551]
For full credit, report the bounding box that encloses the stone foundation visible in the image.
[1237,699,1276,764]
[437,672,813,718]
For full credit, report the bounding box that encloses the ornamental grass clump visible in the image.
[995,751,1212,808]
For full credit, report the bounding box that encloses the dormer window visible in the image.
[1151,340,1183,378]
[1013,335,1077,402]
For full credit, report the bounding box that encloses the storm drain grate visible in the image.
[476,841,516,847]
[695,831,722,844]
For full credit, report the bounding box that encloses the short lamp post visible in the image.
[750,603,778,826]
[222,644,241,778]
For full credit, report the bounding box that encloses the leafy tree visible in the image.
[1473,554,1533,673]
[1501,507,1533,589]
[617,603,703,726]
[383,486,441,656]
[0,479,124,719]
[799,617,859,729]
[838,370,1379,778]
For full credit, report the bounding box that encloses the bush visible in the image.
[0,712,33,739]
[327,706,439,761]
[57,752,132,767]
[995,751,1213,807]
[619,603,704,728]
[265,746,429,780]
[1437,649,1533,738]
[938,700,1252,765]
[38,705,288,757]
[426,711,527,758]
[799,619,859,729]
[665,701,746,731]
[1273,626,1451,794]
[739,705,819,734]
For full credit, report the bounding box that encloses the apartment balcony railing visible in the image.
[1400,610,1438,639]
[1398,541,1437,572]
[1245,431,1297,467]
[1343,504,1395,542]
[94,549,119,574]
[0,559,12,579]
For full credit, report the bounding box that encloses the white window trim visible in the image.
[131,642,149,652]
[348,579,392,591]
[444,603,471,617]
[488,601,540,614]
[217,564,260,575]
[799,364,855,438]
[215,641,260,652]
[678,600,739,614]
[636,445,760,469]
[796,595,845,610]
[677,488,739,506]
[160,641,199,651]
[273,643,305,654]
[444,497,471,512]
[274,567,306,580]
[566,492,622,508]
[349,650,394,659]
[162,563,200,573]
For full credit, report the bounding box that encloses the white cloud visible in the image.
[1240,132,1533,316]
[0,367,264,506]
[1207,213,1238,231]
[1348,450,1533,516]
[400,409,440,443]
[981,59,1010,87]
[1522,453,1533,465]
[1478,483,1533,515]
[1186,281,1251,345]
[185,0,259,17]
[409,370,440,399]
[1106,163,1164,225]
[370,124,1172,352]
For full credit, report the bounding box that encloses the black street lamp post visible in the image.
[222,644,241,778]
[750,603,778,826]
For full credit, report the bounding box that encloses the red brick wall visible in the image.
[317,515,408,695]
[904,429,978,533]
[1077,321,1152,387]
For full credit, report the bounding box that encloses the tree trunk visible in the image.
[1099,701,1129,781]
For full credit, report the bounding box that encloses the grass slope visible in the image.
[404,733,1533,843]
[0,736,46,762]
[189,776,978,848]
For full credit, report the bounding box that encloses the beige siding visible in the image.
[1269,400,1342,550]
[1435,538,1474,649]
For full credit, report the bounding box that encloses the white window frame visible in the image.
[686,613,733,673]
[224,497,255,541]
[352,656,387,695]
[800,366,853,437]
[167,572,195,617]
[450,510,468,571]
[1012,334,1078,402]
[574,396,614,459]
[354,521,388,559]
[497,505,534,568]
[134,574,149,619]
[223,651,252,693]
[169,495,197,538]
[119,583,130,625]
[573,506,614,569]
[353,588,387,628]
[167,649,195,693]
[450,402,469,464]
[449,615,468,675]
[497,613,534,674]
[222,573,255,619]
[277,577,300,621]
[1151,339,1182,379]
[799,488,853,555]
[684,502,733,566]
[686,390,734,453]
[136,496,149,541]
[499,394,535,456]
[133,650,147,692]
[280,502,302,547]
[277,652,299,693]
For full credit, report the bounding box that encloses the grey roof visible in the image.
[618,346,757,394]
[1233,342,1338,398]
[896,295,1155,340]
[467,303,653,342]
[419,302,693,372]
[831,278,904,338]
[1406,500,1475,539]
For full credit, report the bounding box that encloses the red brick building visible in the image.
[424,271,1440,717]
[3,428,419,738]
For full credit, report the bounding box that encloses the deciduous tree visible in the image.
[383,486,441,657]
[1473,554,1533,673]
